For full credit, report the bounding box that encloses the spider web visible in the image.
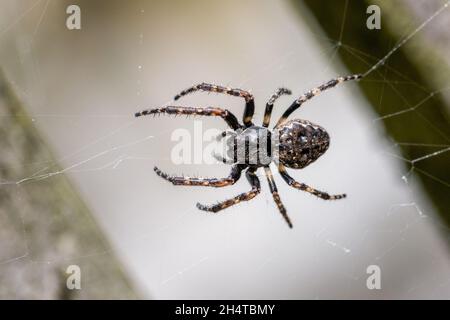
[0,0,450,299]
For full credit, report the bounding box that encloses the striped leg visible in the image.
[278,164,346,200]
[275,74,362,128]
[134,106,241,130]
[264,166,293,228]
[196,167,260,212]
[174,83,255,127]
[262,88,291,128]
[154,165,244,187]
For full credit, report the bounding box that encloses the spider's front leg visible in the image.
[174,83,255,127]
[135,106,241,130]
[263,166,292,228]
[278,164,346,200]
[154,164,244,187]
[262,87,291,128]
[275,74,362,128]
[196,167,260,212]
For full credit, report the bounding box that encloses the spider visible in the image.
[135,74,362,228]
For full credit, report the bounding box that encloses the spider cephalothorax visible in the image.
[135,74,361,228]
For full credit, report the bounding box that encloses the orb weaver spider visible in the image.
[135,74,361,228]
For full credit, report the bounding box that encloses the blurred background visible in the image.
[0,0,449,299]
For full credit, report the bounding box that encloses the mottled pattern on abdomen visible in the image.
[276,119,330,169]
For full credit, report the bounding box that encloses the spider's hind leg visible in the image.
[278,164,346,200]
[275,74,362,127]
[154,164,244,187]
[264,166,292,228]
[197,167,260,212]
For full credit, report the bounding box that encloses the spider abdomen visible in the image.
[276,119,330,169]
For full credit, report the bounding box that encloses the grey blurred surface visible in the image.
[0,70,137,299]
[0,0,449,299]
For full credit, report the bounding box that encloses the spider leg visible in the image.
[174,83,255,127]
[154,164,244,187]
[135,106,241,130]
[264,166,293,228]
[196,167,260,212]
[275,74,362,128]
[262,87,292,128]
[278,164,346,200]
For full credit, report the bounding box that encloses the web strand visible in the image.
[362,0,450,78]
